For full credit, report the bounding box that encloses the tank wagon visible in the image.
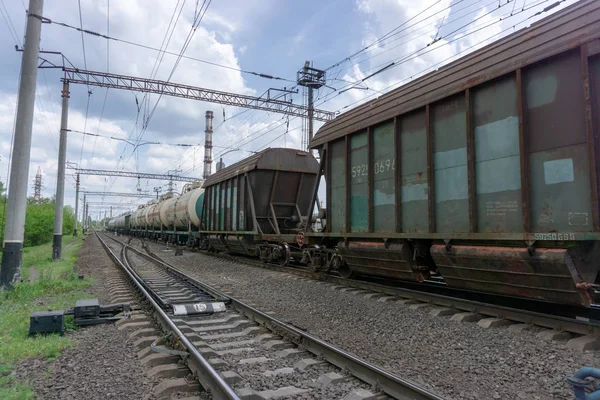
[200,148,319,265]
[129,183,205,245]
[106,212,131,234]
[304,0,600,308]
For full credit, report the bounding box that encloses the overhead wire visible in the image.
[329,0,567,113]
[38,13,294,82]
[315,0,539,106]
[0,0,21,46]
[86,0,110,173]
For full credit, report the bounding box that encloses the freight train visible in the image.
[108,0,600,308]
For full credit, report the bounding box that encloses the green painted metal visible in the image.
[432,94,468,233]
[350,131,368,232]
[330,138,346,232]
[220,184,225,230]
[525,51,592,233]
[399,110,429,233]
[196,192,204,228]
[473,74,522,232]
[372,121,395,232]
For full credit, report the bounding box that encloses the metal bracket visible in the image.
[444,239,452,252]
[526,240,536,255]
[151,333,189,357]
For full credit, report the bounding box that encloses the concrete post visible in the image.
[73,173,79,235]
[52,81,69,260]
[0,0,44,287]
[82,193,86,234]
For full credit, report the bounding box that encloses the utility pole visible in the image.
[73,173,79,235]
[0,0,44,287]
[110,206,112,218]
[82,193,86,234]
[52,81,69,260]
[153,186,161,199]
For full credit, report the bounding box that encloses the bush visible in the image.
[0,196,75,247]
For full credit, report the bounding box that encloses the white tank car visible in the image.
[165,182,204,230]
[131,205,145,229]
[146,193,174,230]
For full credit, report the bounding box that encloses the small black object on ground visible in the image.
[28,298,131,336]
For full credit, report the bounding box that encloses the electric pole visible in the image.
[73,173,79,236]
[52,81,69,260]
[1,0,44,287]
[82,193,86,234]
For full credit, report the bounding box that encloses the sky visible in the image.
[0,0,577,221]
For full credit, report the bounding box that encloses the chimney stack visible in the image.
[203,110,214,179]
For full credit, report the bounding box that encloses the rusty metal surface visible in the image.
[430,244,593,306]
[329,138,346,232]
[311,0,600,148]
[585,50,600,230]
[372,121,395,232]
[349,131,369,232]
[517,69,531,233]
[338,241,423,282]
[473,74,522,233]
[204,161,318,236]
[432,94,468,233]
[203,148,319,187]
[525,51,592,233]
[401,109,429,233]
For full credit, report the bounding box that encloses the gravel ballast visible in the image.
[15,234,157,400]
[147,241,600,400]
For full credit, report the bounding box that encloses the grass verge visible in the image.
[0,235,92,399]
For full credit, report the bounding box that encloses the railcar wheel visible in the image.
[278,242,291,266]
[335,258,353,279]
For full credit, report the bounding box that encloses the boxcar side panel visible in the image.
[350,131,369,232]
[432,94,469,233]
[473,75,523,232]
[525,50,592,233]
[330,138,346,233]
[372,121,395,232]
[232,178,238,231]
[399,109,429,233]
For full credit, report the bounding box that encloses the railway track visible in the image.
[141,238,600,349]
[97,231,444,400]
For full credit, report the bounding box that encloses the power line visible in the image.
[331,0,567,114]
[130,0,212,157]
[67,129,196,148]
[0,0,21,46]
[34,13,294,82]
[317,0,550,107]
[324,0,450,72]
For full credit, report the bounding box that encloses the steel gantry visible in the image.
[69,167,200,183]
[82,191,154,198]
[62,68,336,122]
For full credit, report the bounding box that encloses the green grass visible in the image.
[0,235,92,399]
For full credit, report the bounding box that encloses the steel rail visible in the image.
[95,232,240,400]
[135,238,445,400]
[172,244,600,337]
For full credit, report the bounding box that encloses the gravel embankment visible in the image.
[16,234,157,400]
[147,241,600,400]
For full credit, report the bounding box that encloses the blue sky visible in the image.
[0,0,576,220]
